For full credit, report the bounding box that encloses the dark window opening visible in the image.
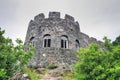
[48,39,51,47]
[65,41,66,48]
[43,34,51,47]
[44,39,51,47]
[61,39,64,48]
[61,35,68,48]
[76,40,80,49]
[44,39,47,47]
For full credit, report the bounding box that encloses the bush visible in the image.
[0,28,34,80]
[75,37,120,80]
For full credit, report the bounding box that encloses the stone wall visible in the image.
[78,32,103,48]
[25,11,103,68]
[28,47,77,68]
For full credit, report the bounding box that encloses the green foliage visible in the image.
[23,67,40,80]
[103,36,113,51]
[0,28,34,80]
[75,37,120,80]
[63,71,76,80]
[112,35,120,46]
[0,69,7,79]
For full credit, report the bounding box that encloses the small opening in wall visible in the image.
[71,29,73,31]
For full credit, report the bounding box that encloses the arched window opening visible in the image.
[43,34,51,47]
[61,35,68,48]
[76,39,80,49]
[30,37,35,46]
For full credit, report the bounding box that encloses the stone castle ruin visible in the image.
[24,12,103,68]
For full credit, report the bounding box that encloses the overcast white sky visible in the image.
[0,0,120,43]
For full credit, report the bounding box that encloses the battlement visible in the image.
[28,20,37,27]
[34,13,45,22]
[31,12,79,32]
[49,12,60,19]
[65,14,74,21]
[33,12,76,22]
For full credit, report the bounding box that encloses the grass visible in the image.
[63,71,77,80]
[23,67,40,80]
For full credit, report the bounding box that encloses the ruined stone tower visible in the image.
[24,12,102,68]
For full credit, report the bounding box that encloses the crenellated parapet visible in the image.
[65,14,74,21]
[49,12,60,19]
[34,13,45,22]
[33,12,76,21]
[25,12,81,43]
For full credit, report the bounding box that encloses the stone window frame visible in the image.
[30,37,35,46]
[43,34,51,47]
[61,35,68,49]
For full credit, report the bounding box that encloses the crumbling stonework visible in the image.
[24,12,103,68]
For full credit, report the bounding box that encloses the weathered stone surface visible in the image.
[36,68,45,74]
[24,11,103,68]
[42,67,69,80]
[9,72,31,80]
